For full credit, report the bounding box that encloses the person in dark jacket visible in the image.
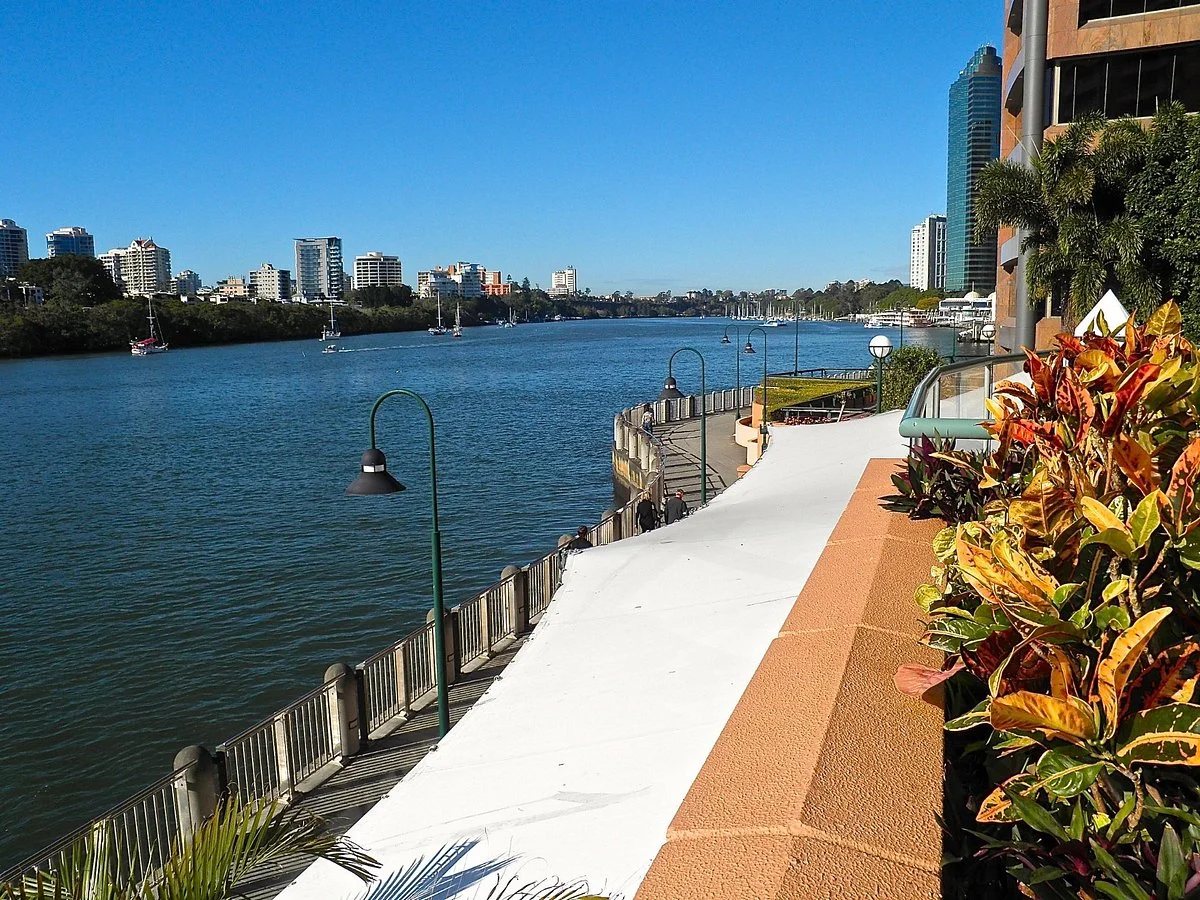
[566,525,593,551]
[636,491,660,532]
[664,489,689,524]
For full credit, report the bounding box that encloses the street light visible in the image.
[346,389,451,738]
[746,326,768,441]
[869,334,893,415]
[661,348,708,506]
[721,323,742,421]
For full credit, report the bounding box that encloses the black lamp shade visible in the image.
[744,341,756,354]
[346,448,406,495]
[720,334,731,344]
[657,375,685,401]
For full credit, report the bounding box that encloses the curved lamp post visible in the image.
[346,389,450,738]
[721,324,742,420]
[658,347,707,506]
[869,334,893,415]
[746,326,768,441]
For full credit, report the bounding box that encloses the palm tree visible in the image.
[975,112,1162,326]
[0,796,378,900]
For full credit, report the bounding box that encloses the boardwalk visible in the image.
[656,410,745,507]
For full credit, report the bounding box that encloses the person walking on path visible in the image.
[641,407,653,435]
[566,525,593,551]
[664,489,690,524]
[636,490,660,533]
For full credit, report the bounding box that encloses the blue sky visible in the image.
[5,1,1003,293]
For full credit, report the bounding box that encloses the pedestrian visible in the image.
[566,525,593,551]
[664,489,689,524]
[636,490,660,533]
[641,407,653,435]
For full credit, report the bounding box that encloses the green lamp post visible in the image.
[658,347,708,506]
[346,389,451,738]
[869,334,893,415]
[721,324,742,420]
[745,326,768,441]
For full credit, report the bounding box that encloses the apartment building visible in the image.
[173,270,202,297]
[483,270,512,296]
[910,215,947,291]
[417,263,484,298]
[46,226,96,258]
[294,237,343,302]
[996,0,1200,350]
[99,238,172,295]
[550,266,577,297]
[353,252,403,289]
[0,219,30,277]
[249,263,291,301]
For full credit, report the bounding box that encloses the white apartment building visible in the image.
[172,270,202,296]
[353,252,403,290]
[417,262,484,299]
[418,268,458,298]
[99,238,172,295]
[0,219,30,276]
[249,263,291,301]
[550,266,577,297]
[453,262,483,298]
[910,215,947,291]
[294,236,343,301]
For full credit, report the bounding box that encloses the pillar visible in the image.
[172,745,219,836]
[503,564,530,636]
[426,608,461,683]
[323,663,361,759]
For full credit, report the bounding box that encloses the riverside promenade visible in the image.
[274,411,932,900]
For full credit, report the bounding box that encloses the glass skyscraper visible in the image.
[46,227,96,258]
[946,45,1001,294]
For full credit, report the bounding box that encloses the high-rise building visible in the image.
[910,215,947,291]
[249,263,291,301]
[173,270,202,296]
[293,237,343,301]
[353,252,402,289]
[46,227,95,258]
[550,266,577,297]
[0,219,30,276]
[98,238,171,295]
[994,0,1200,351]
[946,45,1002,295]
[452,262,483,298]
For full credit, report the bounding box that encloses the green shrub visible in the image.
[881,345,943,412]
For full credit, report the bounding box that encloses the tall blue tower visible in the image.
[946,45,1001,294]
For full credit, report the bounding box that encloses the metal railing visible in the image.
[1,383,733,888]
[898,352,1043,441]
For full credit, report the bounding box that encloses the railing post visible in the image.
[323,663,361,760]
[394,642,410,716]
[171,745,218,838]
[479,590,494,655]
[503,564,530,636]
[603,506,619,543]
[427,608,461,684]
[272,714,294,801]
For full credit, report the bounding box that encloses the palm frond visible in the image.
[974,160,1044,236]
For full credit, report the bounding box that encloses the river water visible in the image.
[0,317,978,866]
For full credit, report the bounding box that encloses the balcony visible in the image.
[1004,44,1025,114]
[1000,232,1021,269]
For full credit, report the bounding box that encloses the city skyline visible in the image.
[4,1,1001,292]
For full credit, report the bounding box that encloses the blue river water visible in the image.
[0,317,978,866]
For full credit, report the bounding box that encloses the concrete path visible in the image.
[656,410,744,507]
[274,414,907,900]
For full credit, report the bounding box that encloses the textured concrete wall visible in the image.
[635,459,945,900]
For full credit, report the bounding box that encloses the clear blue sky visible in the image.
[5,1,1003,294]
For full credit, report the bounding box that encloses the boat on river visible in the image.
[322,343,340,354]
[320,303,341,340]
[452,303,462,338]
[130,299,168,356]
[429,294,448,336]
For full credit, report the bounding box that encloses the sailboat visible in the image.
[130,298,169,356]
[452,302,463,338]
[502,306,516,328]
[428,293,448,335]
[320,302,341,340]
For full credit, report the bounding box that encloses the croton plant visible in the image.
[898,302,1200,898]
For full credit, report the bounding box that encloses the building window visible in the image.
[1080,0,1200,24]
[1056,43,1200,122]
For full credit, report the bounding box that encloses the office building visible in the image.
[353,252,403,290]
[550,266,577,297]
[994,0,1200,351]
[294,237,343,301]
[0,219,29,276]
[249,263,291,301]
[98,238,171,295]
[910,216,947,291]
[173,270,202,297]
[46,227,95,259]
[947,46,1002,295]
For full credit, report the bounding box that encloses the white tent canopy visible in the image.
[1075,289,1130,337]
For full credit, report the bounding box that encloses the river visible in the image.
[0,317,980,867]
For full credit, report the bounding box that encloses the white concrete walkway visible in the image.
[277,413,907,900]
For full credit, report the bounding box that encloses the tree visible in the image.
[881,346,943,412]
[975,112,1160,325]
[17,257,122,306]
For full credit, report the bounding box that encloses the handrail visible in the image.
[898,352,1047,440]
